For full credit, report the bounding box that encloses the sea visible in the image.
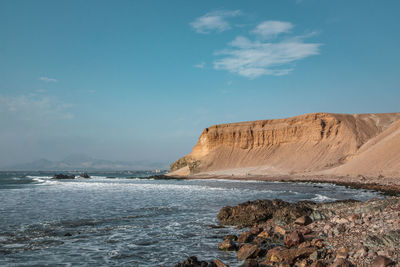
[0,171,382,266]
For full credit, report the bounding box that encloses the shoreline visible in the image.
[164,173,400,196]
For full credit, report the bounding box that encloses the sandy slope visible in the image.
[169,112,400,179]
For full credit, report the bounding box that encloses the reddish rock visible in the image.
[218,239,236,251]
[250,226,263,235]
[371,256,395,267]
[295,215,313,226]
[284,230,305,248]
[263,246,316,264]
[237,244,263,260]
[213,259,228,267]
[311,238,324,248]
[330,258,354,267]
[243,259,260,267]
[257,230,271,239]
[311,260,327,267]
[238,231,255,243]
[274,225,287,235]
[223,234,237,241]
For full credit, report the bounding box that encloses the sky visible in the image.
[0,0,399,167]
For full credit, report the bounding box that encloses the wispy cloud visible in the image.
[39,76,58,83]
[190,10,241,34]
[0,94,73,122]
[213,21,321,78]
[251,21,293,39]
[194,62,206,69]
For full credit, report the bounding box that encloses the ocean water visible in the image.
[0,171,382,266]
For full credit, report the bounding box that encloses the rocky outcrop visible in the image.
[217,199,314,227]
[53,174,75,179]
[169,112,400,177]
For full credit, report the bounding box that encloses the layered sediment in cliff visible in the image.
[170,112,400,177]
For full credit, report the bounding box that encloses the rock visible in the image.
[263,246,316,264]
[80,172,90,178]
[371,256,395,267]
[213,259,228,267]
[237,244,263,261]
[217,199,314,227]
[274,226,287,236]
[238,232,255,243]
[298,241,311,249]
[335,247,348,259]
[311,260,327,267]
[242,259,259,267]
[311,239,324,248]
[53,173,75,179]
[223,234,237,241]
[309,250,319,261]
[257,230,271,239]
[284,230,305,248]
[250,226,263,235]
[330,258,354,267]
[218,239,236,251]
[64,232,72,236]
[295,215,312,226]
[173,256,217,267]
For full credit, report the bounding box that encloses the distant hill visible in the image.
[2,154,169,171]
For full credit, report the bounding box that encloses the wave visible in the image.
[311,194,337,202]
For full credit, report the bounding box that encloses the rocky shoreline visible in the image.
[173,196,400,267]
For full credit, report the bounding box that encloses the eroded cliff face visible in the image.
[170,112,400,176]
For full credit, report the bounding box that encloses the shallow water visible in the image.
[0,171,382,266]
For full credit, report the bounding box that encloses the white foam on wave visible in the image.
[311,194,336,202]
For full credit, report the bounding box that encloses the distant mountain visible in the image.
[2,154,169,171]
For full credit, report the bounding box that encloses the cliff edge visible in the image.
[170,112,400,178]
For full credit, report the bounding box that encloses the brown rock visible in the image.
[213,259,228,267]
[237,244,263,260]
[218,239,236,251]
[295,215,312,226]
[298,241,311,249]
[238,231,255,243]
[274,226,287,235]
[257,230,271,239]
[330,258,354,267]
[243,259,259,267]
[264,246,316,264]
[335,247,349,259]
[311,260,327,267]
[311,238,324,248]
[284,230,305,248]
[223,234,237,241]
[371,256,395,267]
[250,226,263,235]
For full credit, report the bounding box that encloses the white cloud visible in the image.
[190,10,241,34]
[39,76,58,83]
[214,35,320,78]
[252,21,293,39]
[194,62,206,69]
[0,94,74,123]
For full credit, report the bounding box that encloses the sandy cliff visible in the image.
[170,112,400,178]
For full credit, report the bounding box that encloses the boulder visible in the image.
[371,256,395,267]
[218,239,237,251]
[294,215,313,226]
[284,230,305,248]
[80,172,90,178]
[173,256,217,267]
[217,199,314,227]
[53,174,75,179]
[213,259,228,267]
[263,246,316,264]
[238,232,255,243]
[237,244,264,261]
[329,258,354,267]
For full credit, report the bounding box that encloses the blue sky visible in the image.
[0,0,399,167]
